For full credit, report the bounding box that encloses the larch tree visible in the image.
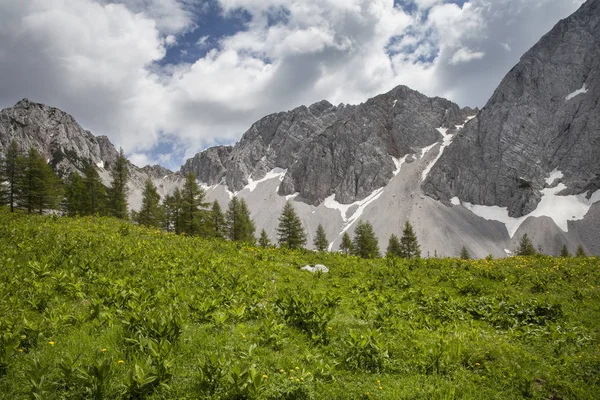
[575,245,587,258]
[559,244,571,258]
[83,164,107,216]
[107,148,129,219]
[459,246,471,260]
[386,234,401,258]
[352,220,380,259]
[180,172,208,236]
[258,229,272,248]
[339,232,354,255]
[63,172,85,216]
[18,147,60,214]
[226,196,256,243]
[163,188,183,233]
[135,178,163,228]
[515,233,536,256]
[313,224,329,252]
[399,221,421,259]
[208,200,227,239]
[276,200,306,250]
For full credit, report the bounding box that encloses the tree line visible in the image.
[0,140,591,258]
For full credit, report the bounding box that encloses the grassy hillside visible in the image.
[0,209,599,399]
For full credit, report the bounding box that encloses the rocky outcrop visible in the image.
[423,0,600,217]
[183,85,471,205]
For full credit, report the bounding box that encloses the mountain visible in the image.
[0,99,182,210]
[423,0,600,217]
[1,0,598,257]
[182,86,475,205]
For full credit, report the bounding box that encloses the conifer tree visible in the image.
[460,246,471,260]
[3,141,21,212]
[163,188,183,233]
[559,244,571,258]
[399,221,421,259]
[516,233,536,256]
[386,234,401,258]
[0,156,7,207]
[277,201,307,249]
[208,200,227,239]
[63,172,85,216]
[339,232,354,255]
[226,196,256,243]
[313,224,329,252]
[575,245,587,258]
[83,164,107,216]
[17,148,60,214]
[352,220,380,259]
[107,148,129,219]
[135,178,163,228]
[258,229,272,248]
[180,172,208,236]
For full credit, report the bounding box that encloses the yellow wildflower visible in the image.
[263,375,268,379]
[117,360,125,364]
[101,348,107,352]
[48,341,55,346]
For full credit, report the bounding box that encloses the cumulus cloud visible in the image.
[0,0,586,169]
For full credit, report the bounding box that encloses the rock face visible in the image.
[0,99,180,211]
[182,85,472,205]
[423,0,600,217]
[0,99,119,176]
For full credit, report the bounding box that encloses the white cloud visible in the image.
[449,48,485,65]
[0,0,587,169]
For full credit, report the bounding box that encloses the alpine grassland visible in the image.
[0,208,599,399]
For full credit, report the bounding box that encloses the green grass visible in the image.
[0,208,599,399]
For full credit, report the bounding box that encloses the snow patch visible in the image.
[466,115,476,121]
[421,128,454,181]
[504,249,512,255]
[285,192,299,200]
[420,142,438,158]
[545,169,564,185]
[565,84,588,101]
[393,99,398,108]
[323,188,385,234]
[456,184,600,237]
[96,161,104,169]
[245,168,287,192]
[450,197,460,206]
[392,155,407,176]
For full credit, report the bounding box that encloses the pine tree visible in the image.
[399,221,421,259]
[0,155,7,206]
[3,141,20,212]
[258,229,272,248]
[459,246,471,260]
[107,148,129,219]
[352,220,380,259]
[559,244,571,258]
[163,188,183,233]
[180,172,208,236]
[313,224,329,252]
[135,178,163,228]
[386,234,401,258]
[18,147,60,214]
[516,233,536,256]
[208,200,227,239]
[63,172,85,216]
[277,200,307,249]
[83,164,107,216]
[575,245,587,258]
[339,232,354,255]
[226,197,256,243]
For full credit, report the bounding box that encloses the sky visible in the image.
[0,0,586,170]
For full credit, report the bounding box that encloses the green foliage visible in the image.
[352,220,380,259]
[258,229,272,248]
[226,196,256,243]
[180,172,209,236]
[134,178,163,228]
[107,148,129,219]
[277,201,307,249]
[516,233,536,256]
[0,210,599,399]
[385,234,401,258]
[83,164,108,215]
[460,246,471,260]
[313,224,328,252]
[576,245,587,258]
[399,221,420,259]
[339,232,353,255]
[163,188,182,233]
[16,147,62,214]
[2,140,20,212]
